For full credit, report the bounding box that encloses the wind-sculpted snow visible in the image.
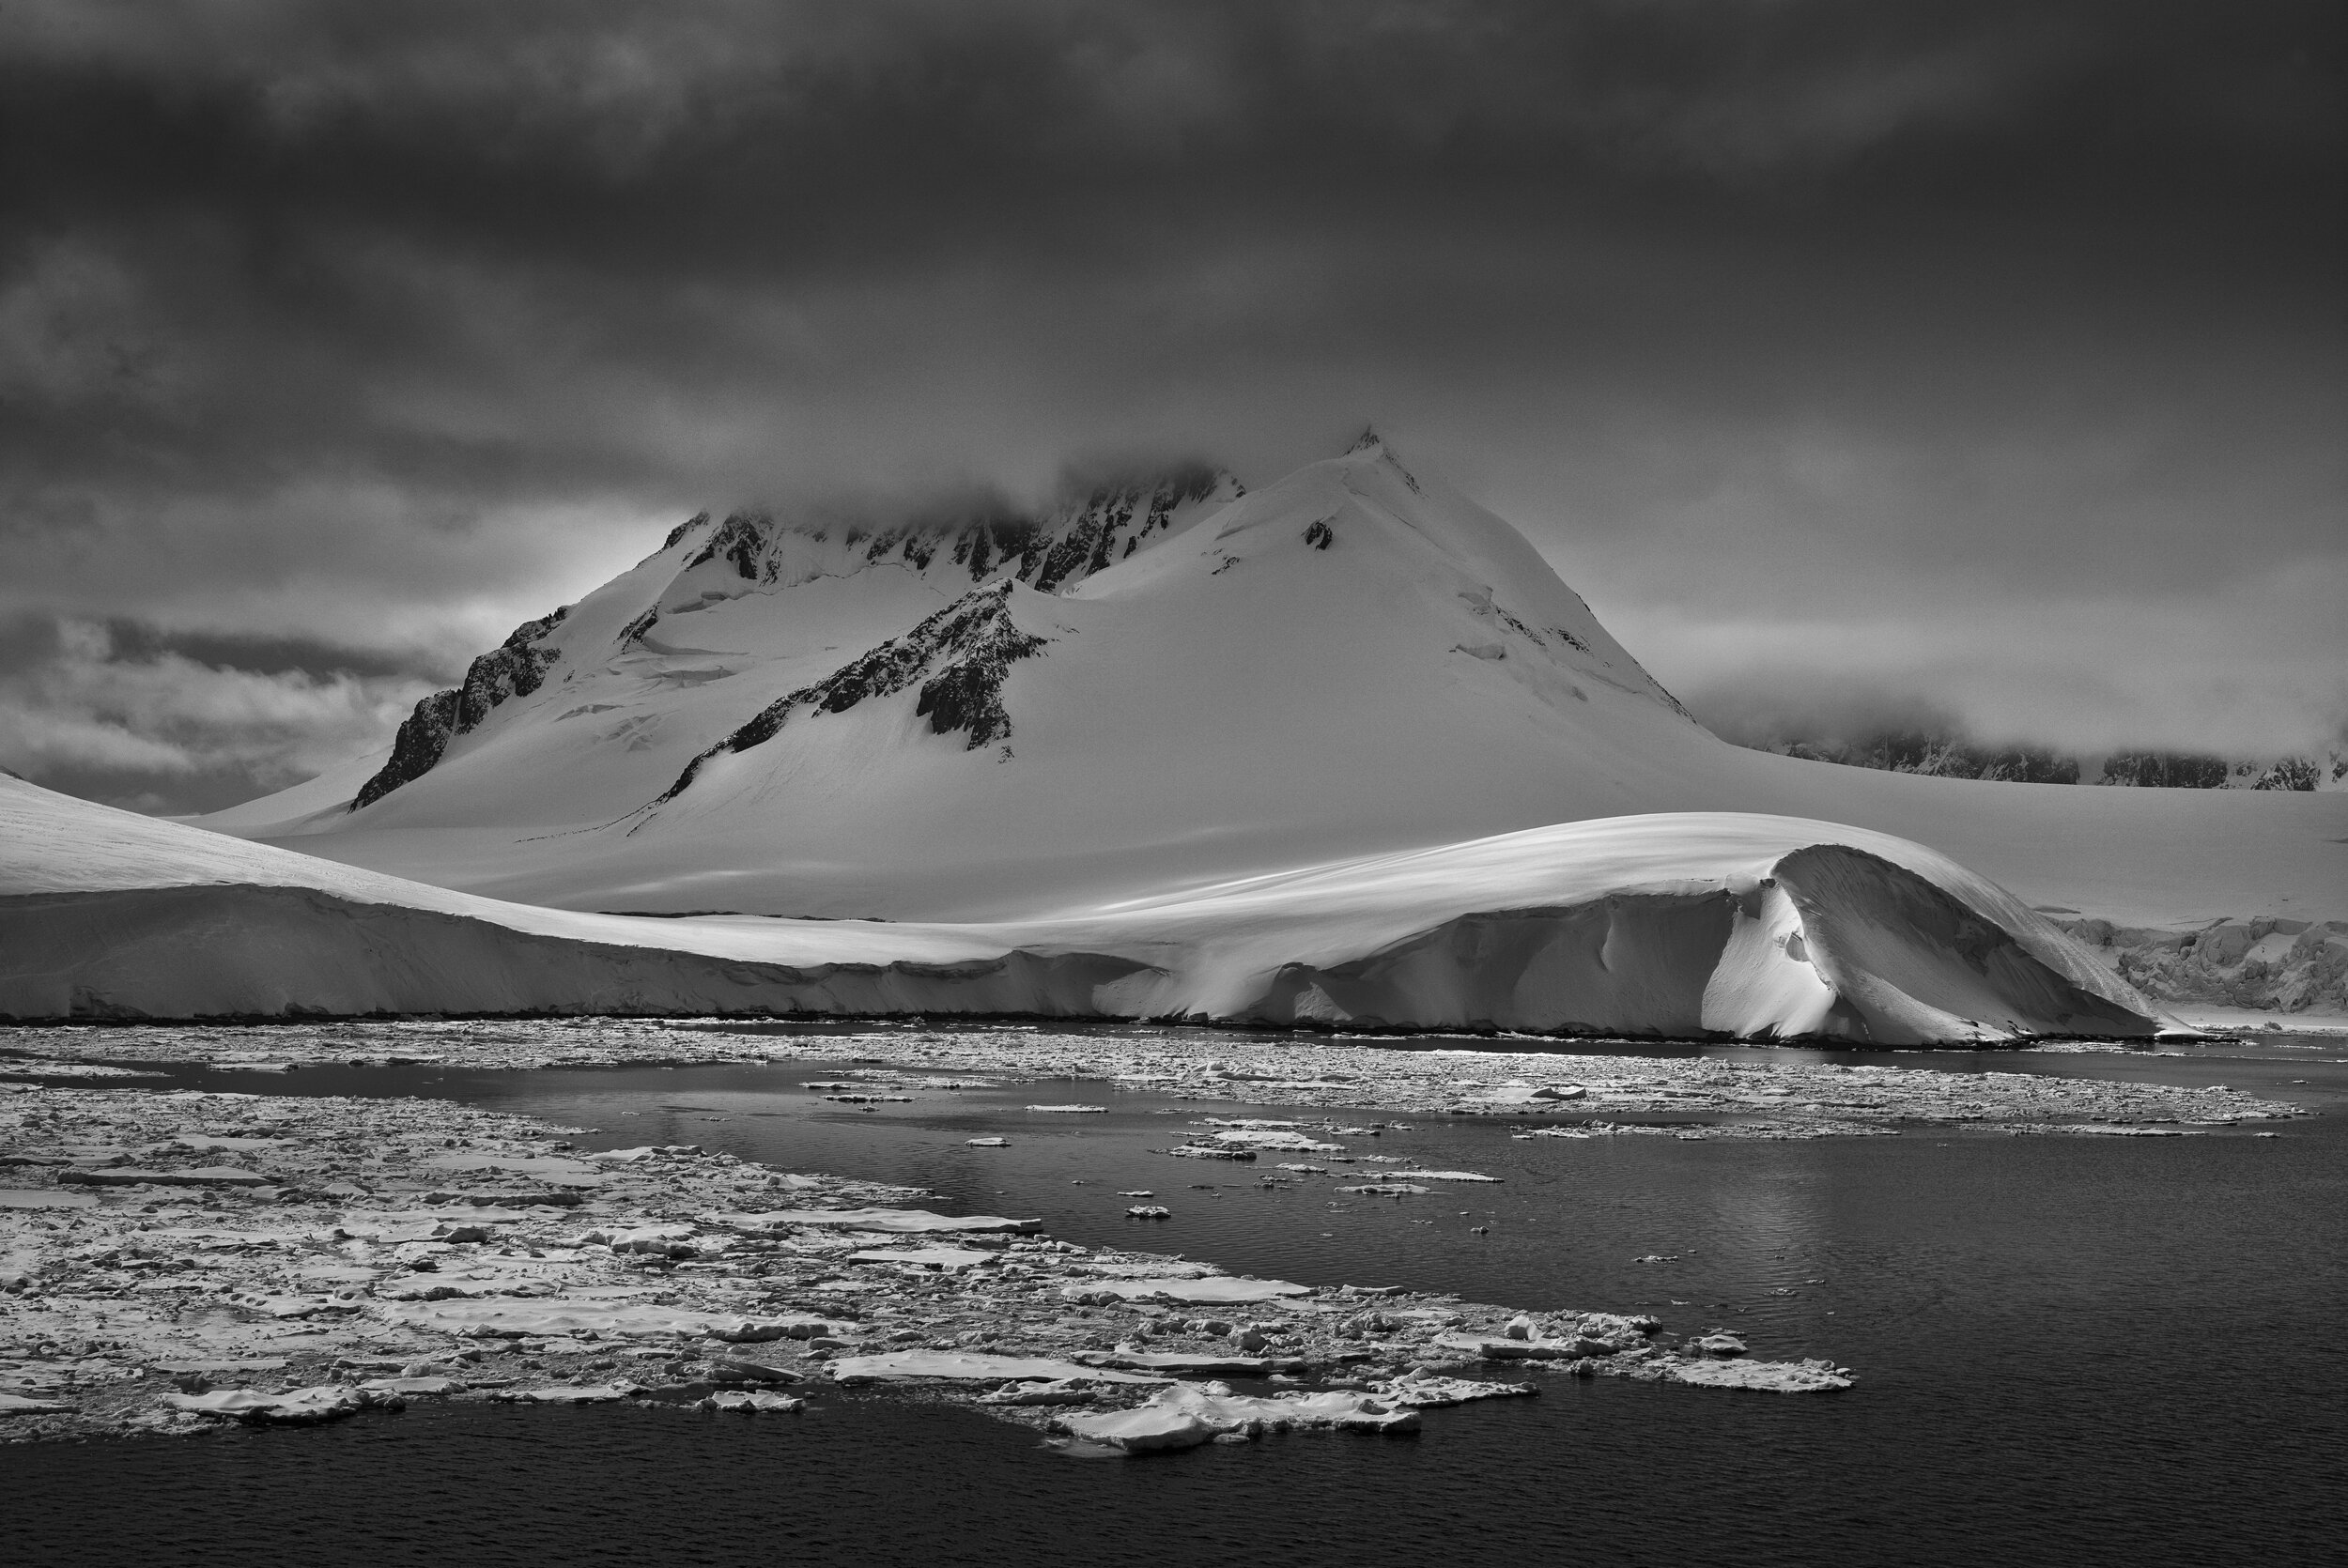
[2,776,2162,1041]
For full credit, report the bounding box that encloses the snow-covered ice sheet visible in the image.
[1,774,2172,1044]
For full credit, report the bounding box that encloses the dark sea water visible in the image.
[14,1031,2348,1567]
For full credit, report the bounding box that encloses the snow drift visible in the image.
[2,775,2159,1042]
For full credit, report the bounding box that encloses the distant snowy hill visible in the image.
[187,436,2344,972]
[1740,733,2347,793]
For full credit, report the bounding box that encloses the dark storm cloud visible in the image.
[1,1,2341,808]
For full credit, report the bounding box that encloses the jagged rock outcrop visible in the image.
[664,466,1231,599]
[348,469,1236,811]
[352,608,570,809]
[2096,751,2232,790]
[1769,733,2081,785]
[656,581,1048,806]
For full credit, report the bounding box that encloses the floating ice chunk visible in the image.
[1058,1381,1420,1453]
[1688,1330,1748,1357]
[422,1152,604,1185]
[1078,1351,1288,1376]
[0,1391,75,1415]
[581,1222,701,1256]
[2055,1124,2197,1137]
[979,1378,1097,1407]
[1060,1276,1307,1304]
[728,1207,1040,1235]
[1126,1206,1171,1219]
[828,1351,1165,1385]
[1211,1130,1342,1152]
[163,1385,393,1423]
[1403,1171,1501,1182]
[1432,1331,1578,1360]
[703,1314,842,1343]
[1476,1084,1587,1105]
[499,1385,635,1405]
[361,1376,461,1396]
[1027,1105,1107,1114]
[965,1137,1010,1147]
[61,1165,272,1188]
[1057,1402,1221,1453]
[848,1246,997,1269]
[1079,1260,1216,1279]
[708,1390,803,1413]
[1338,1183,1429,1195]
[1371,1374,1537,1408]
[1667,1357,1852,1392]
[376,1298,798,1339]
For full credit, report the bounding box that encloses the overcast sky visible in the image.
[3,0,2340,812]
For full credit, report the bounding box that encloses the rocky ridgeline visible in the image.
[1750,733,2345,793]
[351,469,1233,810]
[352,608,571,810]
[668,467,1232,602]
[2058,916,2348,1016]
[656,580,1048,805]
[0,1081,1845,1449]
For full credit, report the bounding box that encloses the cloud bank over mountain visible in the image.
[2,1,2340,809]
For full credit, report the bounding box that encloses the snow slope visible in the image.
[3,773,2161,1042]
[193,437,2344,933]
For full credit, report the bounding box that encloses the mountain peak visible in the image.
[1345,425,1387,455]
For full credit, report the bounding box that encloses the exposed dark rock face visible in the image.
[688,515,770,578]
[352,690,460,810]
[1771,732,2081,786]
[2251,756,2321,792]
[661,512,712,551]
[1753,735,2336,792]
[454,610,569,730]
[2097,751,2230,789]
[355,469,1228,813]
[351,608,571,810]
[617,607,658,646]
[656,581,1050,805]
[678,468,1230,599]
[1304,519,1334,550]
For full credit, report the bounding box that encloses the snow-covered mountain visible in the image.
[197,434,2344,946]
